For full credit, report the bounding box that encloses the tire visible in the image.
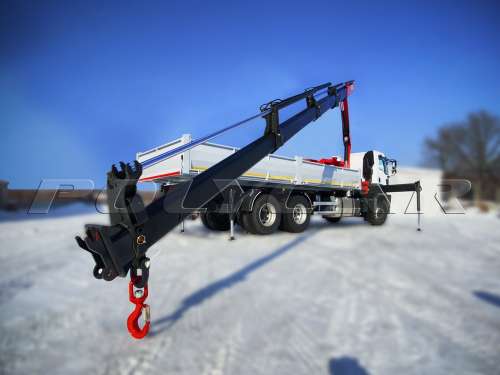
[200,211,230,231]
[367,196,390,226]
[323,216,341,223]
[240,211,256,234]
[244,194,282,235]
[280,195,311,233]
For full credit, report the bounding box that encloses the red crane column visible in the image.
[340,83,353,168]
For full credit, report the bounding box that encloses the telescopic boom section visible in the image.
[76,81,354,286]
[340,89,352,168]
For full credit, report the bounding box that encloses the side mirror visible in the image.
[390,159,398,175]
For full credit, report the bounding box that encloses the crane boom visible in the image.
[76,81,354,288]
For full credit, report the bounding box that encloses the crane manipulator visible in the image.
[75,81,409,339]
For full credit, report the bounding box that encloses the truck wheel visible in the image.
[323,216,341,223]
[244,194,281,235]
[200,211,230,231]
[367,197,389,226]
[280,195,311,233]
[240,211,256,233]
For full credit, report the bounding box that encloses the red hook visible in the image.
[126,278,150,339]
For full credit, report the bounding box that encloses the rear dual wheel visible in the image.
[200,211,230,231]
[280,195,311,233]
[240,194,281,235]
[240,194,311,235]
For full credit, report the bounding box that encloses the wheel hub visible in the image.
[258,202,277,227]
[292,203,307,224]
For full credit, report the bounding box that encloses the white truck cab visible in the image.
[350,151,397,185]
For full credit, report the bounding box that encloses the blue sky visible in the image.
[1,0,499,188]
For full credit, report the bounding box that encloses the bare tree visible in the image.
[423,111,500,201]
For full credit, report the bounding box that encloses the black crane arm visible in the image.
[76,81,354,287]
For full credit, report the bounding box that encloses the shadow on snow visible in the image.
[149,232,314,336]
[328,357,370,375]
[474,290,500,309]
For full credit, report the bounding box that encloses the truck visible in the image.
[76,80,421,338]
[137,136,401,235]
[135,95,412,237]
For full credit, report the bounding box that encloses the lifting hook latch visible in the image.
[126,271,151,339]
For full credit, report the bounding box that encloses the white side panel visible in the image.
[138,134,361,189]
[301,160,360,188]
[265,155,296,182]
[189,143,236,173]
[136,135,189,181]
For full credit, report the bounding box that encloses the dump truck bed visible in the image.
[137,134,361,190]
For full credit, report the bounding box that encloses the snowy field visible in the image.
[1,210,500,375]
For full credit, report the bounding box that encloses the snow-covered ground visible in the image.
[1,210,500,375]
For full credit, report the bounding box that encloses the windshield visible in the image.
[378,155,389,175]
[378,155,397,176]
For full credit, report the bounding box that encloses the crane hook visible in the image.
[126,277,150,339]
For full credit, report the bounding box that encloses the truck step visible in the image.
[313,201,337,206]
